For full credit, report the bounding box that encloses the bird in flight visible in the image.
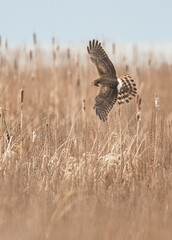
[87,39,137,121]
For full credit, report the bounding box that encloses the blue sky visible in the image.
[0,0,171,45]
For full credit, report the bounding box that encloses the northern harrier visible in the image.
[87,39,137,121]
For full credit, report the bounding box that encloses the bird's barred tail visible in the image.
[117,74,137,105]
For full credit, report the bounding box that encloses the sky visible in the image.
[0,0,172,46]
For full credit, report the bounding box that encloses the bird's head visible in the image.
[91,81,99,87]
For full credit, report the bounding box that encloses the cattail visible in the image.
[148,52,153,67]
[20,89,24,136]
[52,36,55,46]
[52,38,56,63]
[33,33,37,45]
[83,99,86,112]
[67,48,70,59]
[5,38,8,50]
[136,94,142,161]
[112,43,115,55]
[136,95,142,121]
[29,50,33,61]
[20,89,24,104]
[136,94,142,110]
[76,78,80,87]
[6,132,10,142]
[19,89,24,154]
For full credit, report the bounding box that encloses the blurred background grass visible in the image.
[0,36,172,239]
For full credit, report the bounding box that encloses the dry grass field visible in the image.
[0,36,172,240]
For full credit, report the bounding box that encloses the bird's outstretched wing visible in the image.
[87,39,117,79]
[94,85,118,121]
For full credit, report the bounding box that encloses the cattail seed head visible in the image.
[83,99,86,112]
[20,89,24,104]
[33,33,37,45]
[148,52,153,67]
[136,95,142,121]
[136,95,142,110]
[5,38,8,50]
[6,132,10,142]
[52,37,55,46]
[29,50,33,61]
[76,78,80,87]
[118,106,121,117]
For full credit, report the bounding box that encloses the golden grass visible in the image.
[0,37,172,240]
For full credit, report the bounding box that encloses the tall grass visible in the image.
[0,38,172,240]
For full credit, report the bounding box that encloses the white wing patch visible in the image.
[117,78,123,91]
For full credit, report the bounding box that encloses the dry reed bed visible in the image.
[0,37,172,239]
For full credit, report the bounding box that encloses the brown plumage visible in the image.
[87,39,137,121]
